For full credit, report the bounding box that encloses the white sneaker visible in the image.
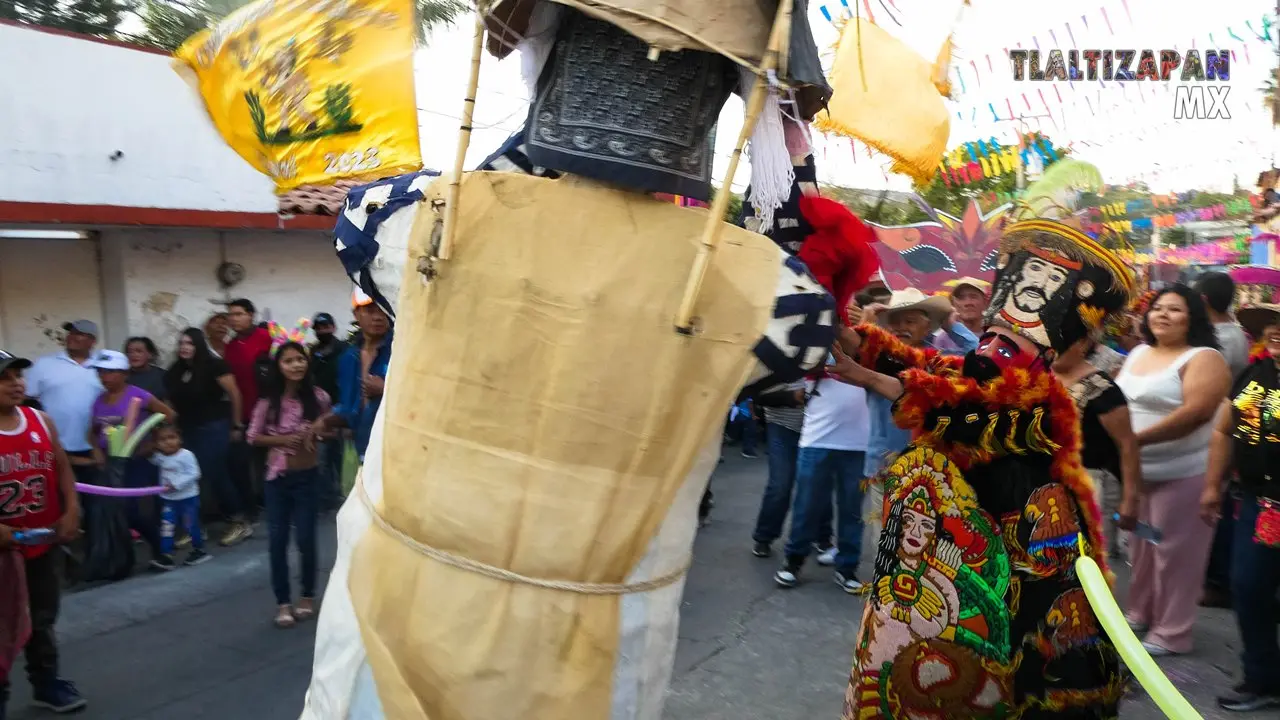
[774,567,800,588]
[834,571,863,593]
[1126,618,1149,634]
[815,547,837,566]
[1142,641,1178,657]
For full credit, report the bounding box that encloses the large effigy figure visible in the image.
[833,220,1134,719]
[303,132,875,720]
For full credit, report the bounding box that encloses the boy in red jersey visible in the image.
[0,350,85,717]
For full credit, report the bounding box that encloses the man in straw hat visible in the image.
[859,288,977,481]
[828,219,1134,719]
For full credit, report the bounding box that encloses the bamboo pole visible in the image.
[673,0,794,334]
[438,7,488,261]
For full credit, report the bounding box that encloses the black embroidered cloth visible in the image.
[525,10,738,201]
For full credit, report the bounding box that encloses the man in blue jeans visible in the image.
[774,359,871,593]
[749,381,834,561]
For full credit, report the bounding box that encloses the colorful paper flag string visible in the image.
[1101,7,1113,34]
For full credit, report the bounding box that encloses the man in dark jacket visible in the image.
[310,313,349,510]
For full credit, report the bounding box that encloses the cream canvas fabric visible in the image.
[302,172,779,719]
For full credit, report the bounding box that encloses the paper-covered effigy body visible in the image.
[303,170,837,719]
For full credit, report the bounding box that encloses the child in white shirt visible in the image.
[150,424,211,570]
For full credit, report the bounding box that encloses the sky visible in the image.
[409,0,1280,195]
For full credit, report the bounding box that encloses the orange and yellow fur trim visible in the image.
[854,324,1112,582]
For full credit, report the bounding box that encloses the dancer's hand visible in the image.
[861,303,888,325]
[846,304,865,326]
[830,341,866,386]
[836,326,862,357]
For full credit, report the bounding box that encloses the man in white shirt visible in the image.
[773,356,871,593]
[25,320,103,481]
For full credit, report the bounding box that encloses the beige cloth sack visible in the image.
[305,172,778,719]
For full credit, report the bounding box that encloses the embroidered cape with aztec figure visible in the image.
[845,446,1014,720]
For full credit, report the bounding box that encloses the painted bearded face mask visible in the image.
[983,220,1136,359]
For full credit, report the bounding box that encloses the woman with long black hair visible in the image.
[165,328,248,546]
[247,341,332,628]
[1116,284,1232,656]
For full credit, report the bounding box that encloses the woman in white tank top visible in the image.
[1114,286,1232,656]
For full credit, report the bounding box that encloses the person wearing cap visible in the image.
[324,289,393,464]
[309,312,349,509]
[1203,303,1280,712]
[830,220,1132,719]
[931,277,989,352]
[24,321,104,487]
[0,350,87,715]
[222,298,273,545]
[88,350,177,567]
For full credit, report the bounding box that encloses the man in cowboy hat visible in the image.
[850,290,978,567]
[859,288,978,478]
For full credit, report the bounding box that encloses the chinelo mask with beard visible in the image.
[984,220,1137,357]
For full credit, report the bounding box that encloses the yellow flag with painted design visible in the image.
[174,0,422,193]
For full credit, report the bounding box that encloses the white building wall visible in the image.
[0,237,103,359]
[0,23,277,212]
[0,230,353,362]
[104,229,354,361]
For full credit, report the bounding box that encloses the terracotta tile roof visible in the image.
[277,179,365,216]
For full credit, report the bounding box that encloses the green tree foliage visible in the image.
[708,187,744,223]
[3,0,130,37]
[136,0,469,51]
[909,132,1069,220]
[823,186,922,225]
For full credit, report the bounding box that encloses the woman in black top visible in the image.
[1053,334,1142,557]
[1203,305,1280,712]
[166,328,248,539]
[125,336,168,400]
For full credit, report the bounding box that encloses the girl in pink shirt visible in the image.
[246,342,332,628]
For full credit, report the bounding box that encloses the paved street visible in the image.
[6,454,1272,719]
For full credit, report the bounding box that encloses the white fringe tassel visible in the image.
[518,3,563,99]
[740,67,795,235]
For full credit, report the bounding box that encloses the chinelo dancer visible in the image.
[828,219,1134,719]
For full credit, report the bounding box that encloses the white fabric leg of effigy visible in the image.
[301,383,726,720]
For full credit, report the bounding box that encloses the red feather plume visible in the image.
[797,196,881,325]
